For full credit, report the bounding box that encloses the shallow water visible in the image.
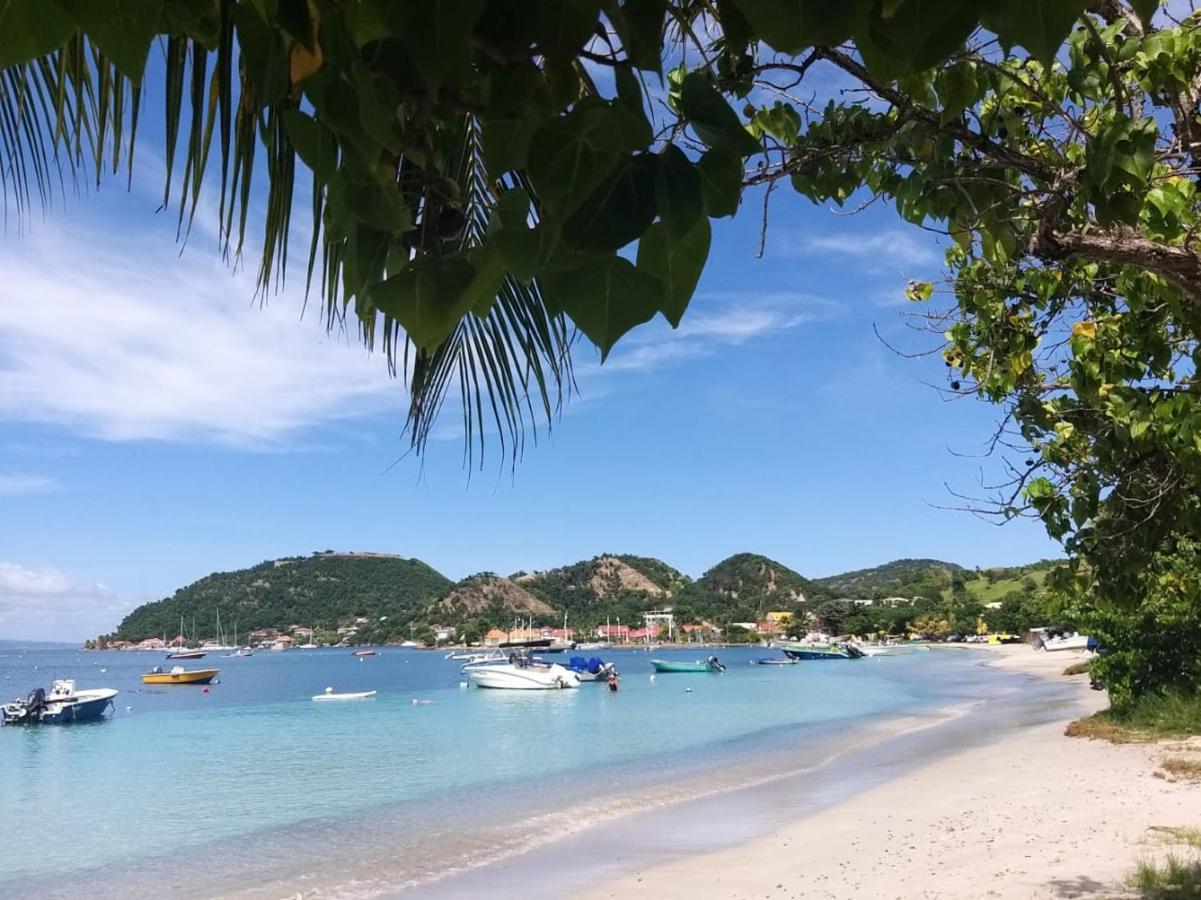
[0,645,1067,898]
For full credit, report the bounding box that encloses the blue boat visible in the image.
[776,642,865,661]
[2,680,118,725]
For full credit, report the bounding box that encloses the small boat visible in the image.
[352,649,378,657]
[853,643,912,657]
[166,650,206,660]
[1035,630,1096,652]
[312,687,377,701]
[2,680,118,725]
[777,641,864,661]
[650,656,725,673]
[142,666,219,685]
[752,657,797,666]
[468,661,580,690]
[575,641,611,651]
[564,656,618,682]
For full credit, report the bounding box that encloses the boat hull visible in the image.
[778,645,858,660]
[142,669,219,685]
[650,660,724,673]
[468,664,580,690]
[752,658,797,666]
[312,691,377,701]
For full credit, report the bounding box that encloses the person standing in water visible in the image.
[607,672,619,692]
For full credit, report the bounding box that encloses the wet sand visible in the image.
[579,645,1201,900]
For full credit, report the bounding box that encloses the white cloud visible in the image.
[0,474,59,495]
[599,293,839,375]
[0,224,404,448]
[0,562,134,641]
[773,228,943,274]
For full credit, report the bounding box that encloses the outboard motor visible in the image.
[26,687,47,714]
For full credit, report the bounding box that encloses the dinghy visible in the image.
[650,656,725,673]
[312,687,377,701]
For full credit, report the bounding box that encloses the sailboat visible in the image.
[166,614,206,659]
[201,609,235,652]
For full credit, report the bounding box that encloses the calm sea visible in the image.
[0,645,1072,898]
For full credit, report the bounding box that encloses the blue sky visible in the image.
[0,76,1059,641]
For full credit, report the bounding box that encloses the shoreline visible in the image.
[576,645,1201,900]
[396,647,1088,899]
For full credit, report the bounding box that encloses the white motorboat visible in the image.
[3,679,118,725]
[854,643,912,657]
[312,687,377,701]
[468,662,580,690]
[575,641,611,651]
[1037,631,1094,651]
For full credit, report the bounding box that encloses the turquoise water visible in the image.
[0,646,1042,898]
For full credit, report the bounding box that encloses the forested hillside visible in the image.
[112,553,452,643]
[515,554,689,627]
[102,550,1061,646]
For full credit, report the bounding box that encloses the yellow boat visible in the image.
[142,665,219,685]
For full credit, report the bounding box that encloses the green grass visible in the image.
[1066,691,1201,742]
[938,564,1053,604]
[1129,854,1201,898]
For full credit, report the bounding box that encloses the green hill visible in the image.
[676,553,819,623]
[435,573,555,620]
[513,554,689,627]
[814,558,964,600]
[111,552,453,643]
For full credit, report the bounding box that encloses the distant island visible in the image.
[91,550,1062,649]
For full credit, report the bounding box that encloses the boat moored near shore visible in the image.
[142,666,219,685]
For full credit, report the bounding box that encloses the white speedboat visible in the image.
[468,662,580,690]
[1038,632,1094,651]
[312,687,377,701]
[854,643,912,657]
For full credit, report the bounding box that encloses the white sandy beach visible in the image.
[580,646,1201,900]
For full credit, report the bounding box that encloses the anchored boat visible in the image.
[468,659,580,690]
[142,665,219,685]
[2,680,118,725]
[312,687,377,701]
[776,641,864,661]
[650,656,726,673]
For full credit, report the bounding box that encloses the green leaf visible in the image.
[489,188,554,282]
[611,0,666,71]
[534,0,602,55]
[935,60,978,123]
[678,73,760,157]
[393,0,487,90]
[655,144,704,236]
[855,0,977,80]
[562,152,659,252]
[0,0,76,68]
[980,0,1087,64]
[482,116,541,173]
[58,0,164,83]
[281,110,338,180]
[546,256,663,359]
[374,254,478,352]
[527,99,625,216]
[636,217,711,327]
[697,149,743,218]
[728,0,873,53]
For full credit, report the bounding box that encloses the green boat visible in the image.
[776,641,864,661]
[651,657,725,673]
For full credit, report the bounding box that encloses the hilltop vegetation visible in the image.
[516,554,688,628]
[111,553,452,644]
[102,550,1061,646]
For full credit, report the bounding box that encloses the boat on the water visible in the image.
[142,666,219,685]
[650,656,725,673]
[468,659,580,690]
[166,650,206,660]
[776,641,864,660]
[853,643,914,657]
[2,680,118,725]
[352,649,378,657]
[312,687,377,701]
[752,657,797,666]
[564,656,618,682]
[575,641,611,651]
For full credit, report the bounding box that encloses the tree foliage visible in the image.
[5,1,1201,702]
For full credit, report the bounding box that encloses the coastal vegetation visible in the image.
[99,550,1057,646]
[2,3,1199,719]
[1066,692,1201,743]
